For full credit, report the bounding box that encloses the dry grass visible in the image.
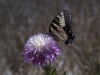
[0,0,100,75]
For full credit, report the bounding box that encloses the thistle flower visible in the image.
[22,33,61,66]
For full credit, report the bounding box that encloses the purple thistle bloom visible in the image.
[22,33,61,66]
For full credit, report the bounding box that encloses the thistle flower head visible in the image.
[22,33,61,66]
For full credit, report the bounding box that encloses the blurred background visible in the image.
[0,0,100,75]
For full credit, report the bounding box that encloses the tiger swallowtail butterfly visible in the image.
[49,10,75,45]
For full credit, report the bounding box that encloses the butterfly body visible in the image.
[49,10,75,45]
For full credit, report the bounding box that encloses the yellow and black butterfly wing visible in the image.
[49,10,75,45]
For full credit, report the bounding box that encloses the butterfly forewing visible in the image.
[49,10,69,42]
[49,10,75,45]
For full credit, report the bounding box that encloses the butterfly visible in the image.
[49,10,75,45]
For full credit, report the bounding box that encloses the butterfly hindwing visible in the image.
[49,10,75,45]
